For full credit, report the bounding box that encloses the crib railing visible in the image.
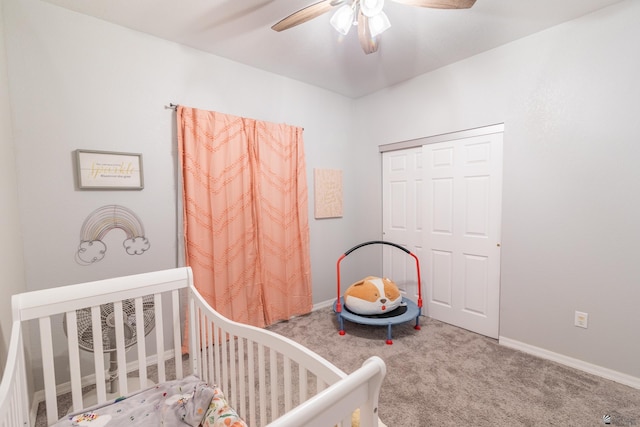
[189,286,351,426]
[189,289,386,427]
[1,267,385,427]
[0,321,29,427]
[11,268,190,425]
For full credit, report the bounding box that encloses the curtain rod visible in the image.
[166,104,304,131]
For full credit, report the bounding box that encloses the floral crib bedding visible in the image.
[53,375,248,427]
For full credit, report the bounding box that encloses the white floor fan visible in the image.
[63,296,156,407]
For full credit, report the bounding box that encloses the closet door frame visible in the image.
[380,124,504,338]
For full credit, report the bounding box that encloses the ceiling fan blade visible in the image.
[390,0,476,9]
[272,0,345,32]
[358,9,379,55]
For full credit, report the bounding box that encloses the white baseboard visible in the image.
[312,305,640,390]
[499,336,640,390]
[312,299,335,311]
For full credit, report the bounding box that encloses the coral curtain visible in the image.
[177,106,312,331]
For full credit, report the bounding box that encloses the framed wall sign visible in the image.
[75,149,144,190]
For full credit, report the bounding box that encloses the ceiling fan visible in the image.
[272,0,477,55]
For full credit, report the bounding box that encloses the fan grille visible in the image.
[63,296,155,353]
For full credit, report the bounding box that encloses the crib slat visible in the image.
[299,365,308,404]
[10,393,17,426]
[172,289,182,379]
[134,297,148,389]
[247,340,256,426]
[238,338,246,418]
[194,307,202,379]
[201,308,206,379]
[113,301,128,396]
[17,331,28,426]
[65,310,83,412]
[154,293,166,383]
[213,323,221,386]
[284,356,292,412]
[196,310,204,383]
[229,335,237,409]
[39,317,58,425]
[270,347,278,420]
[91,306,107,404]
[189,299,200,375]
[258,343,267,426]
[206,318,214,384]
[222,331,229,396]
[199,311,207,383]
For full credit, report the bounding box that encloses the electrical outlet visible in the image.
[574,311,588,328]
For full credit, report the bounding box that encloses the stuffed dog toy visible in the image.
[344,276,402,315]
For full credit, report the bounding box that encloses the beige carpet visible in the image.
[36,310,640,426]
[267,308,640,427]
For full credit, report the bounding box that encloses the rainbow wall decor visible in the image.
[76,204,150,265]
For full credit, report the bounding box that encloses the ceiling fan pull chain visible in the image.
[353,1,360,26]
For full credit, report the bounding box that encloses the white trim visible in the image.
[312,299,335,312]
[264,300,334,332]
[379,123,505,153]
[499,336,640,390]
[314,305,640,389]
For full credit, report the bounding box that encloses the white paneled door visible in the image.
[382,147,423,303]
[382,131,503,339]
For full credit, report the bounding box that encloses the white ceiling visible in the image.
[41,0,624,98]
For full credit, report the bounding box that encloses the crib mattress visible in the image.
[52,375,246,427]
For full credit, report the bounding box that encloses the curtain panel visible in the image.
[177,106,312,331]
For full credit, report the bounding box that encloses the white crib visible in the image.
[0,267,386,426]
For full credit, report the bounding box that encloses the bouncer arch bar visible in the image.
[335,240,422,313]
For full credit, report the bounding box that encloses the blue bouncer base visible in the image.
[333,296,421,344]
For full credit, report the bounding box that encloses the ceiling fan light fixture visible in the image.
[360,0,385,17]
[330,4,355,35]
[368,11,391,38]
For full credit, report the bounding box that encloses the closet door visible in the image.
[424,133,503,339]
[382,129,503,339]
[381,147,423,305]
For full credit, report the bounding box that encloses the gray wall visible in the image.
[353,1,640,380]
[2,0,369,390]
[2,0,639,387]
[0,0,27,375]
[2,0,362,306]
